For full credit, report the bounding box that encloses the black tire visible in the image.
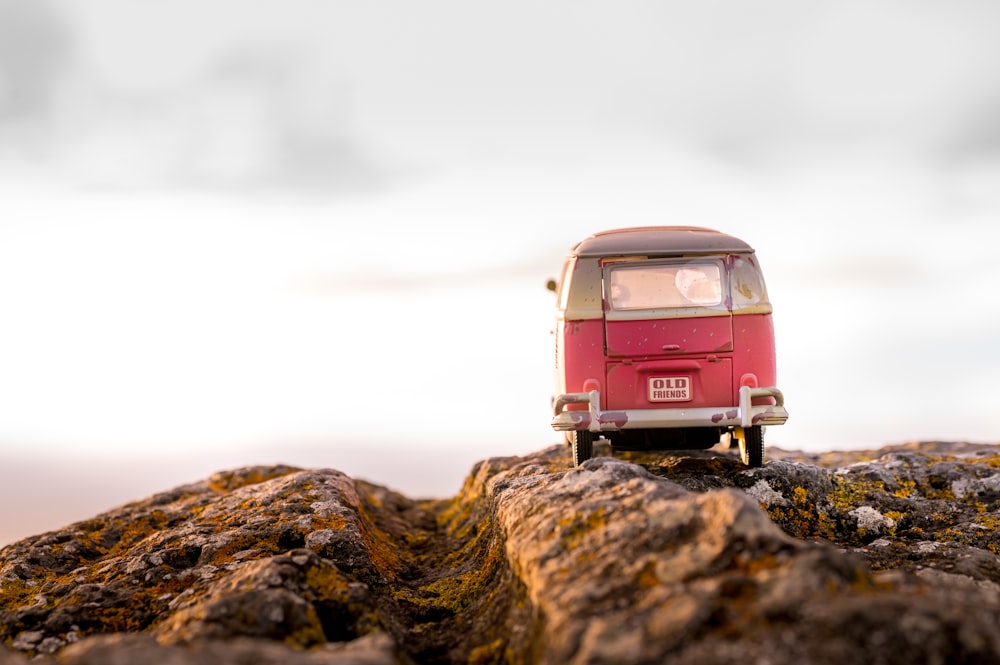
[738,426,764,468]
[572,430,595,466]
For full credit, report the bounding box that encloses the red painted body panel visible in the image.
[605,316,734,357]
[557,318,605,409]
[732,313,777,404]
[606,357,733,410]
[558,312,776,411]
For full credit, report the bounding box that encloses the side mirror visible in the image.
[545,278,557,293]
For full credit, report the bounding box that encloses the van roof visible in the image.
[572,226,754,258]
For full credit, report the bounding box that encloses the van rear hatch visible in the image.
[603,258,733,358]
[602,258,734,410]
[605,315,733,357]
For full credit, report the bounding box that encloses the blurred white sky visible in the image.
[2,0,999,545]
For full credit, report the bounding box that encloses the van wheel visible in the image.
[736,426,764,467]
[572,431,595,466]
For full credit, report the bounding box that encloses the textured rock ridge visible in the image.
[2,441,999,664]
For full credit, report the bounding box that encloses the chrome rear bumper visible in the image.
[551,386,788,432]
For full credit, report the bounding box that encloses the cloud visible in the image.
[600,1,1000,163]
[5,0,1000,190]
[141,46,385,193]
[0,4,385,194]
[0,0,71,121]
[46,46,388,194]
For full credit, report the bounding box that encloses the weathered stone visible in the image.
[1,442,999,664]
[44,633,403,665]
[0,649,28,665]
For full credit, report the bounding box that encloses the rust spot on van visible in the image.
[599,412,629,428]
[712,409,738,423]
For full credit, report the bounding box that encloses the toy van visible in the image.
[548,226,788,467]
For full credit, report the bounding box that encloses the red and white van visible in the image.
[549,226,788,467]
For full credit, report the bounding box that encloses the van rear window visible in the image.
[608,262,723,310]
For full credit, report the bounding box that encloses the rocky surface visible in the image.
[2,441,999,664]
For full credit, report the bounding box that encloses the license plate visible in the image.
[648,376,692,402]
